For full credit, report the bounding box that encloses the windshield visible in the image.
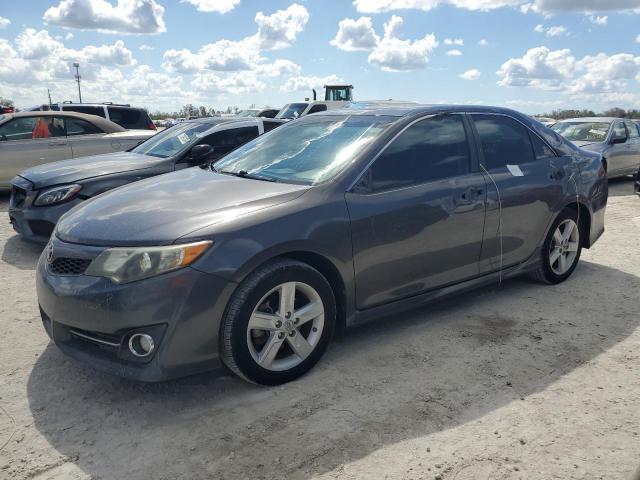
[214,115,395,185]
[238,110,258,117]
[277,103,308,119]
[552,122,610,142]
[131,122,213,158]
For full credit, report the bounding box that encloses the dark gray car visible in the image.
[9,117,285,243]
[35,105,608,385]
[553,117,640,178]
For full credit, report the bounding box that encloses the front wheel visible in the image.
[220,259,336,385]
[532,209,582,284]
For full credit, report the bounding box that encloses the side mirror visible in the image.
[188,144,214,163]
[611,133,627,145]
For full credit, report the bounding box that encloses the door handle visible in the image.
[457,186,484,205]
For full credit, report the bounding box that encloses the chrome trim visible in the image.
[69,329,121,348]
[128,333,155,357]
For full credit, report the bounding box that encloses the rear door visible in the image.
[346,114,487,309]
[0,115,72,185]
[469,113,572,273]
[606,121,632,176]
[64,117,111,158]
[623,121,640,173]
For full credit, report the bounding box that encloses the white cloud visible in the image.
[254,3,309,50]
[192,72,266,95]
[637,34,640,43]
[588,15,608,25]
[255,59,301,77]
[43,0,166,34]
[65,32,74,40]
[330,17,380,51]
[497,46,575,89]
[163,37,259,73]
[353,0,640,14]
[0,16,10,29]
[181,0,240,14]
[139,44,154,51]
[281,74,342,92]
[446,49,462,56]
[367,15,438,71]
[478,39,489,46]
[534,24,568,37]
[460,68,481,80]
[444,38,464,46]
[569,52,640,95]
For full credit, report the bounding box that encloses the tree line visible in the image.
[149,104,257,120]
[539,107,640,120]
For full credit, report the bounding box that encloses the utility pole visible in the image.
[73,62,82,103]
[47,88,52,105]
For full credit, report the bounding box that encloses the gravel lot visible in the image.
[0,179,639,480]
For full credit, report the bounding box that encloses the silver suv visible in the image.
[27,103,156,131]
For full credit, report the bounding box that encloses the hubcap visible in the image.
[549,219,579,275]
[247,282,324,371]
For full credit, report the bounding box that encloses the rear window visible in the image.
[107,106,153,130]
[61,105,106,117]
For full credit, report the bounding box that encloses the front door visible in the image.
[469,113,574,273]
[346,114,487,309]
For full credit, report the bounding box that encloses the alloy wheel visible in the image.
[549,218,580,275]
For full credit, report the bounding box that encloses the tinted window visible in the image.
[625,121,639,139]
[370,115,469,192]
[65,118,103,136]
[530,132,556,160]
[62,105,106,117]
[473,115,534,169]
[308,104,328,114]
[257,109,278,118]
[277,103,308,119]
[262,120,282,133]
[612,122,627,141]
[107,106,152,129]
[0,116,65,141]
[203,126,259,155]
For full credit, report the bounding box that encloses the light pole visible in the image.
[73,62,82,103]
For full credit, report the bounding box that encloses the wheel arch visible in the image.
[559,201,593,248]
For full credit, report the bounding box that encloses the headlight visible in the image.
[34,184,82,206]
[85,241,212,284]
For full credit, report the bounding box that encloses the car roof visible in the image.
[1,111,126,132]
[312,104,530,118]
[188,116,286,127]
[557,117,618,123]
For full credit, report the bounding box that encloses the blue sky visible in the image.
[1,0,640,114]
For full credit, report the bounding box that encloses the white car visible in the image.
[0,111,156,188]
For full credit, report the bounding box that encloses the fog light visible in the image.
[128,333,155,357]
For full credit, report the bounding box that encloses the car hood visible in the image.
[19,152,166,189]
[572,140,605,151]
[55,167,310,246]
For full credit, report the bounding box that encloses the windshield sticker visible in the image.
[177,133,190,144]
[506,164,524,177]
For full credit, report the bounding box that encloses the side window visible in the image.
[473,114,535,169]
[64,118,103,136]
[202,126,259,155]
[262,120,282,133]
[0,118,37,141]
[624,121,639,139]
[62,105,106,118]
[530,132,556,160]
[369,115,470,192]
[308,104,327,114]
[107,107,152,129]
[612,122,627,142]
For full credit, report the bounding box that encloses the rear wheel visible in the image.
[220,259,335,385]
[532,209,582,284]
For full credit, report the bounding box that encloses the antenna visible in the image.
[47,88,52,105]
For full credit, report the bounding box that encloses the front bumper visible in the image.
[36,237,237,381]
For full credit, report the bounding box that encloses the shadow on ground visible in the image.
[25,260,639,480]
[607,176,637,198]
[1,234,44,270]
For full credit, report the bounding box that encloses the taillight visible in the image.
[149,123,157,130]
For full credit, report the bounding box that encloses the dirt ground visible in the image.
[0,179,639,480]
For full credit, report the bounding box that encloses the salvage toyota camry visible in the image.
[36,105,608,385]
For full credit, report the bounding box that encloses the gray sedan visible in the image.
[553,117,640,178]
[0,111,156,188]
[36,105,607,385]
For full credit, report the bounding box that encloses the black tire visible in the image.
[220,259,336,385]
[532,208,583,285]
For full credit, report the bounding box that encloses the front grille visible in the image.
[49,257,92,275]
[11,186,27,208]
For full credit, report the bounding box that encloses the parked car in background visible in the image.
[1,105,15,114]
[553,117,640,178]
[238,108,280,118]
[533,116,556,127]
[9,117,285,243]
[35,105,607,384]
[0,111,155,188]
[26,102,156,131]
[276,101,334,119]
